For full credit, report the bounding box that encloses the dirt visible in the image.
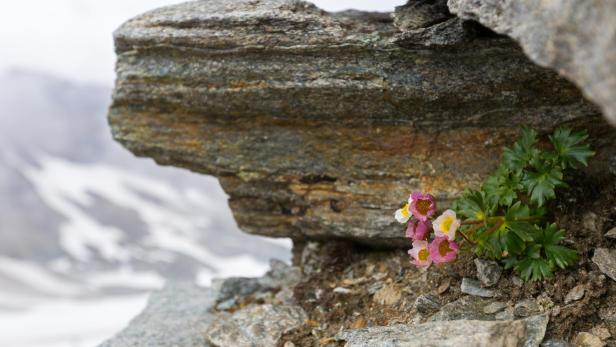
[278,173,616,346]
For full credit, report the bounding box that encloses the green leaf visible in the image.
[454,189,490,220]
[516,257,554,281]
[483,167,522,207]
[507,221,535,242]
[545,245,577,269]
[503,127,540,172]
[521,165,564,206]
[549,127,595,168]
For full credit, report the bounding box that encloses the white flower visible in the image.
[394,203,411,223]
[432,209,460,240]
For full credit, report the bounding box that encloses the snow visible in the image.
[0,295,149,347]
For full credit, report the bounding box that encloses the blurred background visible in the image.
[0,1,400,346]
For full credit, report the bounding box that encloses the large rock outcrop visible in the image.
[447,0,616,126]
[109,0,611,246]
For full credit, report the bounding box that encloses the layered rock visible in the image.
[109,0,609,245]
[447,0,616,126]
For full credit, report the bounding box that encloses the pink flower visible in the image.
[406,219,431,240]
[432,209,461,241]
[429,237,459,263]
[408,240,432,267]
[408,192,436,222]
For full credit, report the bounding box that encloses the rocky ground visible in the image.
[173,176,614,347]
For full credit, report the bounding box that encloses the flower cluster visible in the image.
[395,192,461,268]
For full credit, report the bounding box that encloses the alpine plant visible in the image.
[394,127,594,281]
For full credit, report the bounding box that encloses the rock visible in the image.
[583,212,604,234]
[592,248,616,281]
[339,314,548,347]
[574,332,605,347]
[334,287,352,294]
[524,314,551,347]
[474,258,502,287]
[429,296,499,321]
[337,319,527,347]
[393,0,451,30]
[564,285,586,304]
[590,325,611,341]
[99,283,217,347]
[541,340,573,347]
[447,0,616,126]
[461,277,496,298]
[205,304,307,347]
[512,276,524,288]
[373,283,401,306]
[214,259,301,304]
[393,17,478,47]
[514,299,542,318]
[605,227,616,239]
[109,0,607,245]
[415,294,441,314]
[483,301,507,314]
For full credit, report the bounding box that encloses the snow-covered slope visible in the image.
[0,69,291,346]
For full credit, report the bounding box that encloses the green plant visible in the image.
[452,127,594,281]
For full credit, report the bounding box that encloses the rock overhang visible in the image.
[109,0,615,246]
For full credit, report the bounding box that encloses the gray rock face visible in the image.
[214,259,302,305]
[474,258,502,287]
[394,0,452,30]
[205,304,307,347]
[461,277,496,298]
[109,0,608,245]
[99,283,217,347]
[593,248,616,281]
[337,319,528,347]
[448,0,616,126]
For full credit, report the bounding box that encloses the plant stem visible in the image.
[457,229,476,245]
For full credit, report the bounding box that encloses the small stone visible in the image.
[461,277,496,298]
[583,212,603,233]
[605,227,616,239]
[574,332,605,347]
[565,285,586,304]
[333,287,352,294]
[283,342,296,347]
[590,325,611,341]
[373,284,401,306]
[551,305,562,317]
[474,258,503,287]
[414,294,441,314]
[367,282,383,295]
[437,279,451,294]
[592,248,616,282]
[512,276,524,287]
[514,299,541,318]
[541,339,573,347]
[483,301,507,314]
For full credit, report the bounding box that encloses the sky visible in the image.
[0,0,402,85]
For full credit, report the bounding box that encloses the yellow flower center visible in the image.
[416,199,431,215]
[439,240,453,256]
[401,203,410,218]
[440,216,453,234]
[418,248,430,261]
